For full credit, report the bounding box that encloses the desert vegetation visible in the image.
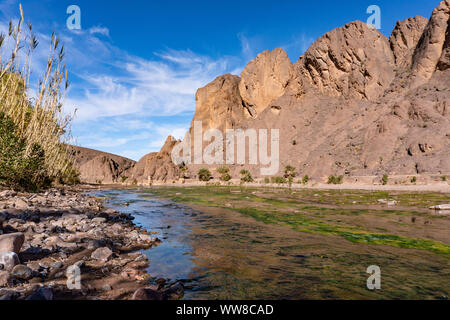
[0,6,77,191]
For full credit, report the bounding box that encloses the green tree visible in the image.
[240,169,254,183]
[284,165,297,188]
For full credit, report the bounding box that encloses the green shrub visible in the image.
[442,176,447,182]
[302,175,310,184]
[382,174,389,185]
[198,168,212,182]
[264,177,270,184]
[327,175,343,185]
[410,176,417,184]
[240,170,253,183]
[284,165,297,187]
[217,166,231,182]
[121,176,128,183]
[0,112,51,191]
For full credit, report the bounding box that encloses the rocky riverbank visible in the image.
[0,187,184,300]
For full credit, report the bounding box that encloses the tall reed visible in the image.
[0,5,76,186]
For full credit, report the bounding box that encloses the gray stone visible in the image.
[91,247,113,262]
[0,252,20,271]
[0,233,25,254]
[11,264,33,280]
[13,198,29,210]
[92,217,107,223]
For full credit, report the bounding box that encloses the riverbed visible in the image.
[93,187,450,300]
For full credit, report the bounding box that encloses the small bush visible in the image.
[382,174,389,185]
[327,175,343,185]
[302,175,310,184]
[217,166,231,182]
[198,168,212,182]
[410,176,417,184]
[121,176,128,183]
[284,165,297,187]
[264,177,270,184]
[292,140,297,146]
[442,176,447,182]
[240,170,253,183]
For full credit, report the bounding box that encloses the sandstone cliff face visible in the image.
[390,16,429,67]
[297,21,396,101]
[68,146,135,184]
[239,48,294,117]
[193,74,246,131]
[412,0,450,80]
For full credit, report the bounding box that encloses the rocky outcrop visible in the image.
[68,146,136,184]
[412,0,450,80]
[127,136,181,183]
[296,21,395,101]
[390,16,429,67]
[193,74,246,130]
[239,48,294,117]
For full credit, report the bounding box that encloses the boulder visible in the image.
[0,233,25,254]
[0,252,20,271]
[11,264,33,280]
[91,247,113,262]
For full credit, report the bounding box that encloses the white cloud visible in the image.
[89,26,110,37]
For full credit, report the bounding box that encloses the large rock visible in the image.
[0,233,25,254]
[239,48,294,117]
[11,264,33,280]
[0,252,20,271]
[390,16,429,67]
[296,21,395,101]
[91,247,113,262]
[412,0,450,80]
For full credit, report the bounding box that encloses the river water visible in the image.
[92,189,449,300]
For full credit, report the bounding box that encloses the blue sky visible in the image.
[0,0,440,160]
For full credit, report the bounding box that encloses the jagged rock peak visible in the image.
[296,20,395,101]
[412,0,450,79]
[390,16,429,67]
[239,48,294,117]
